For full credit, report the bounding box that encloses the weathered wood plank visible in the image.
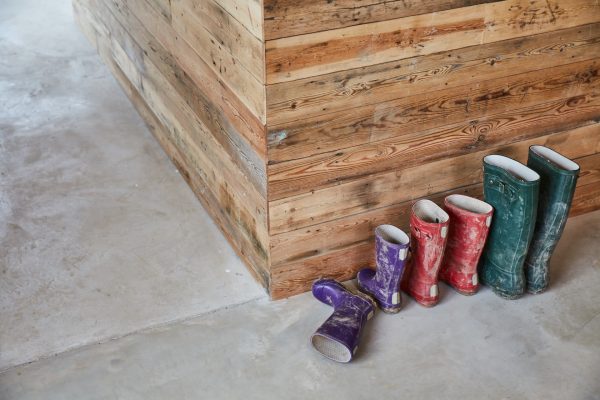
[268,58,600,163]
[107,0,266,121]
[95,0,267,194]
[264,0,503,40]
[270,146,600,298]
[265,0,600,83]
[269,123,600,263]
[214,0,263,40]
[74,0,271,287]
[102,0,267,157]
[269,123,600,234]
[267,23,600,126]
[268,92,600,200]
[171,0,265,82]
[146,0,171,21]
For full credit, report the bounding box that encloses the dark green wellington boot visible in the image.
[524,146,580,294]
[479,155,540,299]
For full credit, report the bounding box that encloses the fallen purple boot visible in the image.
[311,279,376,363]
[357,225,410,313]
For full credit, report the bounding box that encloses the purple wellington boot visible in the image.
[311,279,376,363]
[357,225,410,313]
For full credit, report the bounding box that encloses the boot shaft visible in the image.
[374,225,410,284]
[480,155,540,298]
[525,146,579,293]
[402,200,449,306]
[357,225,409,312]
[440,195,493,293]
[409,200,450,284]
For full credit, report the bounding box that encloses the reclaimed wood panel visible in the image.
[268,57,600,163]
[268,92,600,200]
[265,0,600,83]
[98,0,267,192]
[103,0,267,157]
[263,0,503,40]
[269,123,600,236]
[215,0,263,40]
[171,0,265,82]
[106,0,266,121]
[267,23,600,126]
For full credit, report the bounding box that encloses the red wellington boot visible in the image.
[401,200,450,307]
[439,195,494,295]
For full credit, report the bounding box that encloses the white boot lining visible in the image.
[446,194,493,215]
[531,146,579,171]
[484,155,540,182]
[413,200,449,224]
[376,225,409,245]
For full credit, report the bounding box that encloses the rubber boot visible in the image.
[479,155,540,299]
[401,200,450,307]
[310,279,376,363]
[440,194,494,295]
[525,146,580,294]
[357,225,410,313]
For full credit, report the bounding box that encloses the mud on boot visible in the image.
[401,200,449,307]
[310,279,376,363]
[525,146,579,294]
[357,225,409,313]
[479,155,540,299]
[440,195,493,296]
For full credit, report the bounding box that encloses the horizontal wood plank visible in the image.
[267,23,600,126]
[103,0,267,159]
[268,92,600,200]
[269,123,600,234]
[265,0,600,83]
[107,0,266,122]
[171,0,265,82]
[94,0,268,196]
[269,57,600,163]
[263,0,502,40]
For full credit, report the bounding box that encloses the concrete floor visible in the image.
[1,1,600,399]
[0,0,264,372]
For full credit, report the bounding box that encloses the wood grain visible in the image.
[269,123,600,235]
[265,0,600,83]
[263,0,502,40]
[75,0,600,298]
[268,58,600,163]
[106,0,266,121]
[94,0,268,195]
[267,23,600,125]
[171,0,265,82]
[215,0,263,40]
[268,92,600,200]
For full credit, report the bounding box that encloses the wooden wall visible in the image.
[75,0,600,299]
[264,0,600,298]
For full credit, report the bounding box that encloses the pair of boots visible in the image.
[358,196,493,310]
[479,146,580,299]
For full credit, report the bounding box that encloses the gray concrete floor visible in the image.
[0,0,264,372]
[1,1,600,399]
